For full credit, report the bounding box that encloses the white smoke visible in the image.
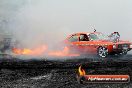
[9,0,72,48]
[0,0,132,52]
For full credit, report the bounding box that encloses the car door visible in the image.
[78,34,92,54]
[88,33,99,54]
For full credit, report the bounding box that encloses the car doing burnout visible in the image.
[64,31,132,57]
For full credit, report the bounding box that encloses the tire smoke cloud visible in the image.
[0,0,132,56]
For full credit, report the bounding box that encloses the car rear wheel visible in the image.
[97,46,108,58]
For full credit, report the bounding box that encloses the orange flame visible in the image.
[48,46,80,57]
[12,45,80,57]
[78,66,86,76]
[12,45,47,56]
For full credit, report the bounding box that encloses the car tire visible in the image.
[97,46,108,58]
[122,50,128,55]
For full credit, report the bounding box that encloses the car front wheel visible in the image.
[122,50,128,55]
[97,46,108,58]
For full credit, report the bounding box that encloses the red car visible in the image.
[64,31,132,57]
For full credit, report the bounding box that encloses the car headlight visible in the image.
[113,44,117,49]
[130,44,132,48]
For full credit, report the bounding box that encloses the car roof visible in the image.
[70,32,101,36]
[66,32,103,40]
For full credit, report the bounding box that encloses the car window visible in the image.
[80,34,89,41]
[89,33,108,40]
[89,33,99,40]
[69,35,78,42]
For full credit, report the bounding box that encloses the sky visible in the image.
[0,0,132,48]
